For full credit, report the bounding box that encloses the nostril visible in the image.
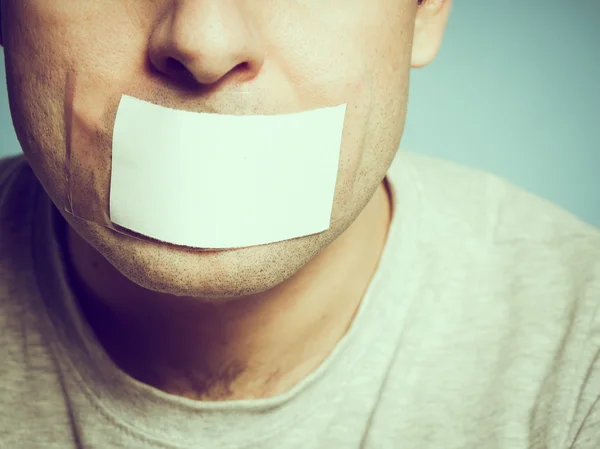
[164,57,188,75]
[161,56,199,86]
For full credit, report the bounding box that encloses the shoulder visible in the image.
[0,154,31,191]
[0,154,38,216]
[0,154,40,247]
[0,160,71,448]
[0,154,42,315]
[392,149,600,244]
[394,149,600,314]
[392,150,600,446]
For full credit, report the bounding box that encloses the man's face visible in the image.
[2,0,427,298]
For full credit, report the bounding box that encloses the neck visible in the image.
[65,181,392,401]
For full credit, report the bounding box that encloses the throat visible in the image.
[108,341,319,401]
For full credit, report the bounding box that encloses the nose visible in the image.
[148,0,266,88]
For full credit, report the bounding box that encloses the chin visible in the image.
[72,217,340,301]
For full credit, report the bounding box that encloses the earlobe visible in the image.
[411,0,452,68]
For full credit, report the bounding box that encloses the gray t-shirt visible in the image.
[1,151,599,449]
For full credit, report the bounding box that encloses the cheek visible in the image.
[329,48,410,221]
[5,45,69,202]
[3,3,150,206]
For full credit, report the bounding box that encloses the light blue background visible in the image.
[1,1,599,227]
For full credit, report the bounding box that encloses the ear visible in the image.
[411,0,452,68]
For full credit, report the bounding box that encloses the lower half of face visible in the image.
[3,0,415,298]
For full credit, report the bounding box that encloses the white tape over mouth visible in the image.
[109,95,347,249]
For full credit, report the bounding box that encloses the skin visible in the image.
[0,0,451,400]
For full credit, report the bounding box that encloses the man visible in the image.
[0,0,598,448]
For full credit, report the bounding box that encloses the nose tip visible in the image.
[148,1,265,89]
